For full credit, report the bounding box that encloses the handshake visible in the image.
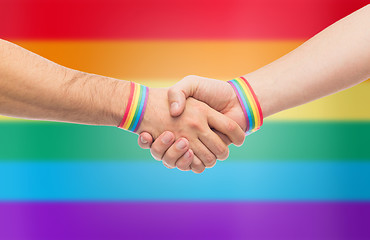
[121,75,263,174]
[1,5,368,173]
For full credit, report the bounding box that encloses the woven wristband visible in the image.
[228,76,263,135]
[117,82,149,132]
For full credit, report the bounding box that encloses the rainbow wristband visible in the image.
[117,82,149,132]
[228,77,263,135]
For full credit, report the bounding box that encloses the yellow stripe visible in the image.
[267,82,370,121]
[1,80,369,122]
[123,83,141,129]
[236,77,261,128]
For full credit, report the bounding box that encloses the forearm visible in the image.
[246,4,370,118]
[0,39,128,126]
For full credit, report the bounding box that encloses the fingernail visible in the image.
[185,150,192,159]
[171,102,179,112]
[140,136,148,144]
[176,139,187,150]
[161,132,173,144]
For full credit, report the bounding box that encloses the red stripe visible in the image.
[0,0,366,40]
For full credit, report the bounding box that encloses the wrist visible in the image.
[242,71,278,118]
[224,83,248,131]
[228,77,263,134]
[117,82,149,132]
[136,87,170,137]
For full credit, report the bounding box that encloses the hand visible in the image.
[168,75,247,130]
[137,87,245,173]
[138,76,247,169]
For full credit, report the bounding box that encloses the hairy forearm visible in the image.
[246,4,370,118]
[0,39,128,126]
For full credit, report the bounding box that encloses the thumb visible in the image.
[137,132,154,149]
[168,76,198,117]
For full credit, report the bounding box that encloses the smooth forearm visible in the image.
[0,39,129,126]
[246,4,370,118]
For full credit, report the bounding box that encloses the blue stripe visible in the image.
[1,161,369,201]
[130,85,146,131]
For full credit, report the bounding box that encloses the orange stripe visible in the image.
[12,40,303,82]
[15,40,368,85]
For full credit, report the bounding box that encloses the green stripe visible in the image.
[234,79,256,130]
[127,85,144,131]
[0,121,369,161]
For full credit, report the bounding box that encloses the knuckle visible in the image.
[217,146,229,160]
[226,120,238,132]
[183,75,197,80]
[168,87,176,96]
[200,130,211,139]
[188,119,202,130]
[215,143,227,156]
[203,153,216,166]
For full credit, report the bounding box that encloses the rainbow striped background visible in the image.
[1,0,370,239]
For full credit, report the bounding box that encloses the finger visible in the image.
[176,149,194,171]
[190,155,206,174]
[199,130,229,160]
[207,110,245,146]
[137,132,154,149]
[150,131,175,161]
[214,130,232,146]
[191,139,217,168]
[163,160,175,169]
[162,138,190,168]
[168,76,199,117]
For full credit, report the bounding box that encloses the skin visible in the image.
[139,4,370,171]
[137,90,245,172]
[139,76,247,172]
[0,39,245,174]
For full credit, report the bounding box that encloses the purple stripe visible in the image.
[134,86,149,132]
[0,202,369,240]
